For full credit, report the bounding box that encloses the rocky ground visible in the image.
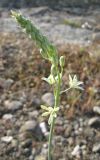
[0,6,100,160]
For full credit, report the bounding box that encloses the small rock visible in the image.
[29,155,34,160]
[18,132,29,141]
[11,139,18,148]
[55,117,64,125]
[81,22,92,30]
[20,139,32,148]
[55,126,64,135]
[41,92,54,106]
[88,117,100,128]
[4,100,23,111]
[92,32,100,43]
[23,148,31,156]
[93,106,100,115]
[4,78,14,89]
[35,155,47,160]
[0,78,13,89]
[32,98,41,108]
[71,145,81,157]
[1,136,13,143]
[64,125,73,138]
[67,137,74,146]
[83,127,95,139]
[92,143,100,153]
[2,113,13,120]
[28,110,39,119]
[20,120,37,132]
[39,122,48,137]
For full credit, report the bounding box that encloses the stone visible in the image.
[20,120,37,132]
[64,125,73,138]
[11,139,18,148]
[35,155,47,160]
[41,92,54,106]
[83,127,95,139]
[4,100,23,111]
[93,106,100,115]
[2,113,13,120]
[55,117,64,125]
[92,32,100,43]
[39,122,48,136]
[1,136,13,143]
[92,143,100,153]
[28,110,39,119]
[71,145,81,157]
[29,155,34,160]
[32,98,41,108]
[23,148,31,156]
[67,137,74,146]
[18,132,30,141]
[88,117,100,129]
[4,78,14,89]
[20,139,32,148]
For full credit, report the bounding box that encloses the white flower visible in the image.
[42,74,55,85]
[69,74,83,90]
[41,105,59,125]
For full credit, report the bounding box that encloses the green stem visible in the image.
[48,117,55,160]
[48,70,61,160]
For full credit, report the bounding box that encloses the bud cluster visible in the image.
[11,11,58,64]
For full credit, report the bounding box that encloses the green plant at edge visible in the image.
[11,11,83,160]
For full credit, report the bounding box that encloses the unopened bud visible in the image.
[59,56,65,67]
[50,64,56,76]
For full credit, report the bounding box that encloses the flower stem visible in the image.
[48,117,55,160]
[48,71,61,160]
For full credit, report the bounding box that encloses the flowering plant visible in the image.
[11,11,83,160]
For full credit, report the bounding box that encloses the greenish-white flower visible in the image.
[69,74,83,90]
[41,105,59,125]
[42,73,62,85]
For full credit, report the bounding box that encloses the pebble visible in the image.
[71,145,81,157]
[4,78,14,89]
[1,136,13,143]
[67,137,74,146]
[19,120,37,132]
[64,125,73,138]
[2,113,13,120]
[18,132,28,141]
[92,143,100,153]
[39,122,48,137]
[0,78,14,89]
[35,155,47,160]
[4,100,23,111]
[23,148,31,156]
[92,32,100,43]
[32,98,41,108]
[28,110,39,119]
[93,106,100,115]
[11,139,18,148]
[41,92,54,106]
[88,117,100,128]
[20,139,32,148]
[29,155,34,160]
[55,117,64,125]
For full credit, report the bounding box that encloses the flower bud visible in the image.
[50,64,56,76]
[59,56,65,67]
